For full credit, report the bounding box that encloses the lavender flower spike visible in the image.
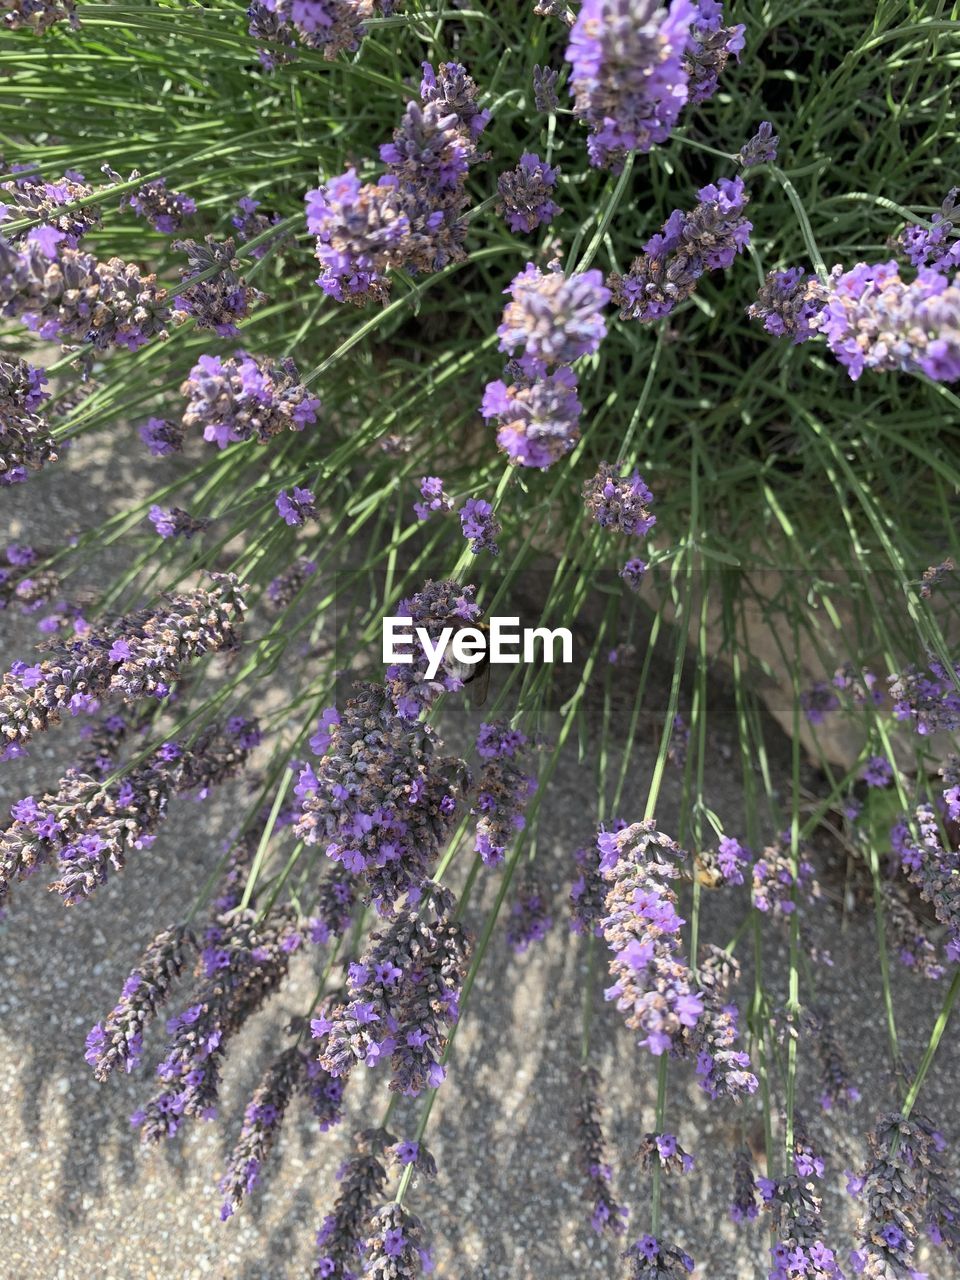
[497,261,609,368]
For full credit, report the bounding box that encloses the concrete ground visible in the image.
[1,429,958,1279]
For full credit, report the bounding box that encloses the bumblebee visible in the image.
[443,617,491,707]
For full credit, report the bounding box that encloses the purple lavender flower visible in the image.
[599,820,702,1056]
[496,153,561,234]
[220,1045,342,1219]
[760,1172,843,1280]
[294,683,468,913]
[472,721,537,865]
[2,0,78,31]
[888,656,960,734]
[815,260,960,382]
[138,416,184,457]
[0,236,170,350]
[505,880,553,952]
[232,196,287,260]
[624,1236,695,1278]
[306,62,487,305]
[171,236,264,337]
[133,906,301,1141]
[684,0,745,106]
[0,573,244,759]
[276,485,317,526]
[566,0,696,170]
[0,354,57,483]
[86,923,195,1080]
[610,175,751,321]
[124,176,196,234]
[738,121,779,168]
[918,558,955,599]
[583,462,656,536]
[801,681,839,724]
[751,841,819,920]
[576,1066,629,1236]
[638,1131,695,1174]
[313,1127,393,1279]
[899,189,960,271]
[383,578,482,718]
[148,505,209,541]
[860,755,893,788]
[314,884,469,1096]
[363,1203,432,1275]
[268,556,317,609]
[570,827,625,936]
[413,475,453,520]
[532,64,560,112]
[0,165,97,246]
[459,497,501,556]
[899,802,960,961]
[481,363,583,469]
[251,0,373,62]
[747,267,825,344]
[181,351,321,448]
[497,262,609,368]
[620,558,648,592]
[883,883,945,982]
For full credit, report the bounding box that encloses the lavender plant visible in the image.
[2,1,960,1276]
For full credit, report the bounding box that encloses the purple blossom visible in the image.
[383,578,481,719]
[181,351,321,448]
[815,260,960,382]
[610,175,751,322]
[496,152,561,233]
[232,196,287,260]
[619,558,648,592]
[505,881,553,952]
[472,722,536,865]
[738,120,779,168]
[276,485,317,526]
[497,262,609,368]
[566,0,696,170]
[583,462,656,536]
[138,416,184,457]
[899,189,960,271]
[685,0,745,106]
[576,1066,629,1236]
[459,497,501,555]
[413,476,453,520]
[625,1235,695,1278]
[171,236,263,337]
[123,176,196,234]
[532,64,560,113]
[481,363,583,469]
[860,755,893,788]
[148,505,209,540]
[747,267,825,343]
[0,354,56,484]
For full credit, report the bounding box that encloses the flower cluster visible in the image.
[759,1172,843,1280]
[599,820,703,1055]
[738,120,779,168]
[363,1203,433,1277]
[899,188,960,271]
[139,415,184,457]
[747,267,825,344]
[883,882,944,980]
[276,485,317,526]
[583,462,656,536]
[472,721,537,865]
[918,557,955,599]
[637,1131,695,1174]
[122,175,196,234]
[1,718,257,909]
[483,262,608,468]
[505,879,553,952]
[313,1126,393,1279]
[306,61,488,304]
[413,475,453,520]
[171,235,263,336]
[84,922,195,1080]
[0,164,99,246]
[0,573,244,754]
[803,1009,861,1112]
[899,802,960,961]
[232,195,287,258]
[731,1149,761,1222]
[575,1065,629,1236]
[0,235,170,351]
[294,683,468,912]
[495,152,561,233]
[624,1235,695,1278]
[688,946,757,1100]
[247,0,384,65]
[219,1044,344,1220]
[268,556,317,609]
[480,362,583,469]
[570,829,621,936]
[609,174,751,321]
[132,905,301,1141]
[751,842,819,919]
[684,0,745,105]
[0,353,57,485]
[849,1112,960,1274]
[313,883,470,1096]
[565,0,696,171]
[148,505,209,540]
[888,655,960,734]
[814,260,960,382]
[532,63,560,112]
[459,497,501,555]
[180,351,321,448]
[383,578,482,718]
[0,541,59,613]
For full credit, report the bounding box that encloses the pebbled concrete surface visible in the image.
[1,429,958,1280]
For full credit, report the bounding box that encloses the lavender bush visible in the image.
[2,1,960,1276]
